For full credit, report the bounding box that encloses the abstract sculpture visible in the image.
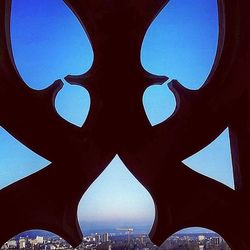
[1,1,250,249]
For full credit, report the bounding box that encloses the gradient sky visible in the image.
[0,0,234,236]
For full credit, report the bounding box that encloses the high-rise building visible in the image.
[94,234,101,243]
[19,238,26,249]
[212,237,220,245]
[36,236,44,244]
[102,233,109,242]
[198,235,205,241]
[7,239,17,249]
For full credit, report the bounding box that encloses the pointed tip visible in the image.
[145,74,168,86]
[142,0,169,14]
[40,79,64,103]
[53,79,64,90]
[168,79,182,91]
[157,0,170,10]
[47,79,64,95]
[168,79,193,98]
[64,74,91,91]
[153,75,169,84]
[65,74,87,85]
[149,218,172,247]
[65,75,81,84]
[168,79,198,98]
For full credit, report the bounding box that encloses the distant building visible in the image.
[102,233,109,242]
[95,234,101,243]
[1,243,8,250]
[7,239,17,249]
[138,235,146,244]
[211,236,220,245]
[45,244,56,250]
[198,235,205,241]
[28,238,37,248]
[19,238,26,249]
[36,236,44,244]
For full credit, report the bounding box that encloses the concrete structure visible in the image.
[0,0,250,249]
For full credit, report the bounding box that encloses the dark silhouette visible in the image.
[0,1,249,249]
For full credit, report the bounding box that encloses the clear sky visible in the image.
[0,0,234,237]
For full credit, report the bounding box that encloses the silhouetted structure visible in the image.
[0,0,250,249]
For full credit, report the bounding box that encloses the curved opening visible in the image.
[160,227,231,250]
[183,128,235,189]
[143,81,175,126]
[141,0,219,89]
[3,2,235,250]
[55,79,90,127]
[10,0,93,90]
[0,127,50,190]
[77,155,155,237]
[142,0,219,125]
[1,230,71,250]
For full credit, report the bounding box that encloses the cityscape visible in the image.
[1,229,231,250]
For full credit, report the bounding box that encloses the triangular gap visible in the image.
[77,155,155,236]
[0,127,50,189]
[161,227,230,249]
[183,128,235,189]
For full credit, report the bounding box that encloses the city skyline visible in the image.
[0,0,234,238]
[1,228,231,250]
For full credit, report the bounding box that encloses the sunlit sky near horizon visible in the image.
[0,0,234,236]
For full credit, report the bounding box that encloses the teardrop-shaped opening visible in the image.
[1,230,72,250]
[55,80,90,127]
[10,0,93,90]
[143,81,175,126]
[183,128,235,189]
[77,155,155,237]
[141,0,219,126]
[141,0,219,89]
[160,227,231,249]
[0,127,50,189]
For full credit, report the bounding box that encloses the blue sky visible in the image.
[0,0,234,237]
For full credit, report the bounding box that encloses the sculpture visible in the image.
[0,1,250,249]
